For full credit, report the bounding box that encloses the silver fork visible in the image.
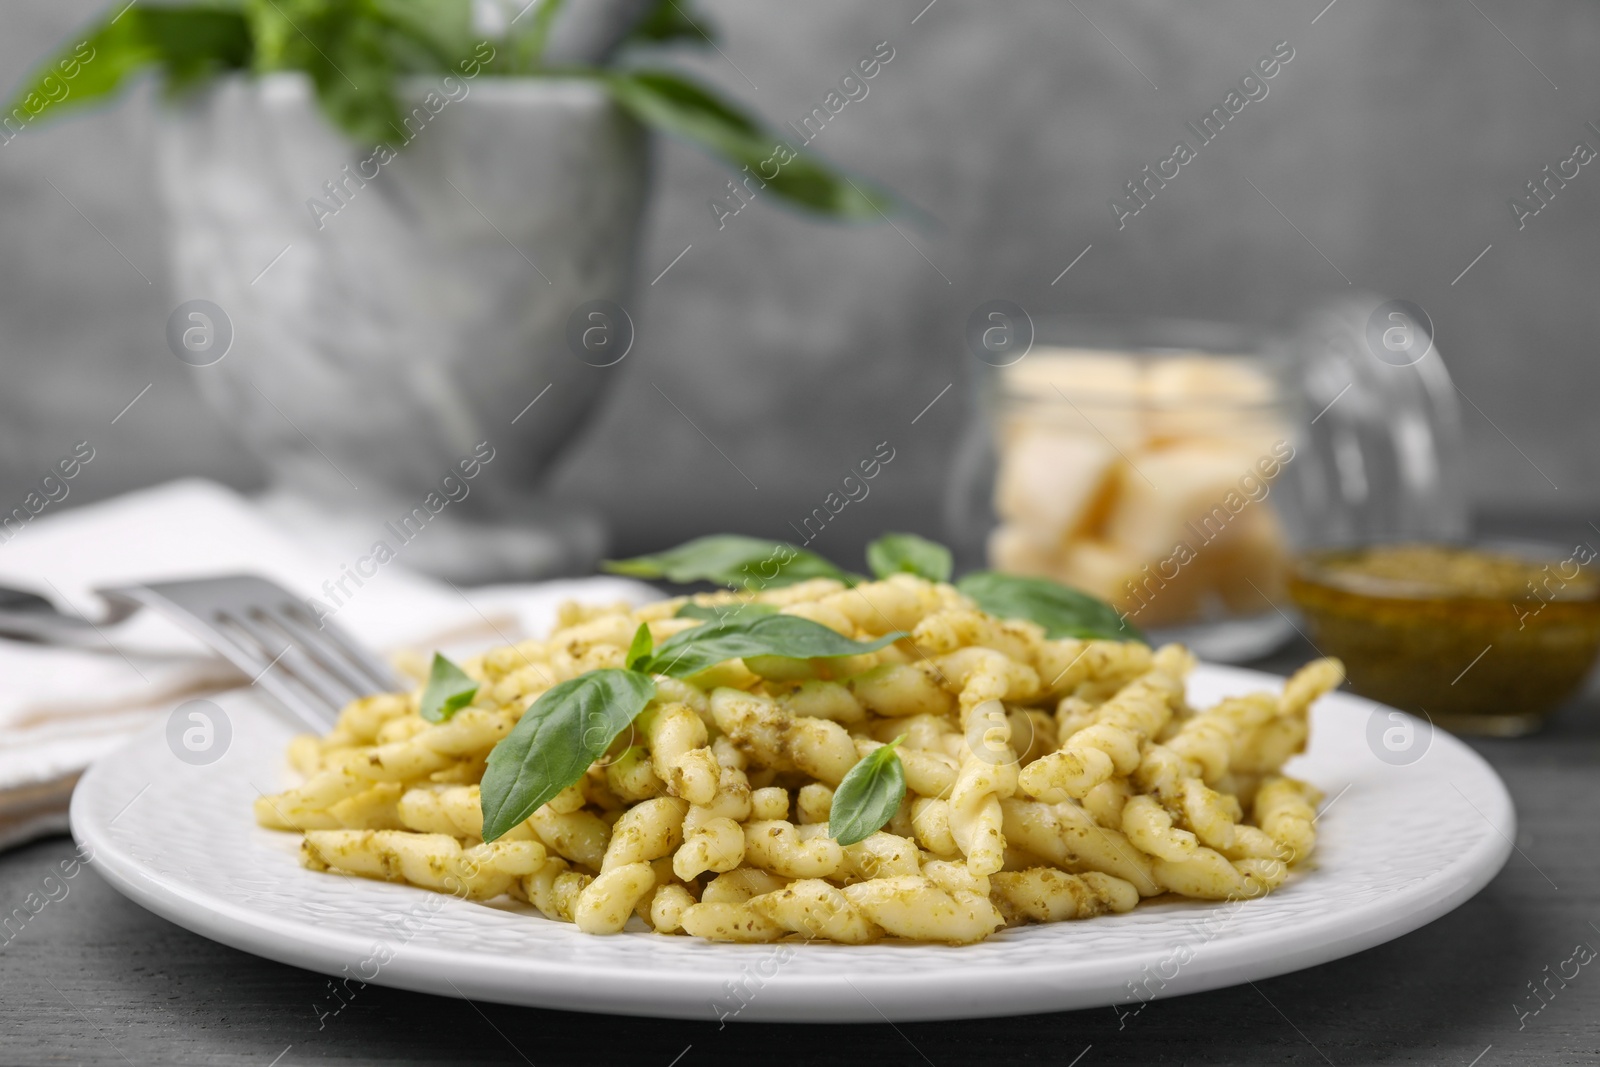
[2,574,402,732]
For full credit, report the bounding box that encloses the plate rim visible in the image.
[71,664,1516,1023]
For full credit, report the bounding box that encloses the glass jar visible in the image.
[1279,297,1469,551]
[947,309,1469,662]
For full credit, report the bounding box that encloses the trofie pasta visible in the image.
[257,569,1343,945]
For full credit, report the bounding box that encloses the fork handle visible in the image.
[0,584,136,644]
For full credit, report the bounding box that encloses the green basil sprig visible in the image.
[601,70,890,220]
[604,534,855,589]
[675,601,779,623]
[956,571,1145,643]
[419,652,478,723]
[480,668,657,843]
[829,737,906,846]
[865,532,952,583]
[625,623,654,671]
[641,614,902,679]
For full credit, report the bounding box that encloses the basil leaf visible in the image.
[600,70,894,219]
[246,0,410,147]
[626,622,654,671]
[866,533,953,583]
[479,669,656,842]
[956,571,1146,643]
[2,6,252,127]
[419,652,478,723]
[829,736,906,846]
[676,602,779,622]
[743,655,817,682]
[642,614,902,679]
[498,0,565,72]
[604,535,852,589]
[623,0,714,47]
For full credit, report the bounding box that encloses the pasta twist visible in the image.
[302,829,545,901]
[674,816,745,880]
[523,857,591,923]
[781,574,959,637]
[528,803,612,870]
[911,609,1039,664]
[258,707,520,825]
[710,688,860,785]
[1120,793,1199,861]
[678,901,786,942]
[646,883,698,934]
[848,663,956,718]
[638,701,719,806]
[395,784,521,841]
[574,862,658,934]
[1000,798,1161,896]
[990,868,1140,926]
[840,832,924,882]
[1017,645,1193,802]
[838,875,1004,945]
[1152,848,1288,900]
[601,797,687,871]
[947,699,1019,875]
[742,820,846,879]
[1232,658,1344,775]
[932,647,1042,714]
[748,878,886,943]
[1034,639,1153,697]
[1253,776,1323,864]
[1178,778,1283,861]
[781,680,867,726]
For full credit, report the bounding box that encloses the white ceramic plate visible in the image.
[72,664,1514,1023]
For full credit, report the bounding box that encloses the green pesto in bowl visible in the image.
[1287,543,1600,736]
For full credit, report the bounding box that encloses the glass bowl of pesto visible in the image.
[1287,541,1600,736]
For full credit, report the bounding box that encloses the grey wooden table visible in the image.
[2,642,1597,1066]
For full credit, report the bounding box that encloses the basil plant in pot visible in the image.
[9,0,882,580]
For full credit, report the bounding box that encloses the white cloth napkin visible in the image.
[0,479,659,850]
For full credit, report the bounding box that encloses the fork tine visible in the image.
[192,609,340,731]
[281,601,401,692]
[222,609,362,714]
[265,605,386,697]
[95,574,400,732]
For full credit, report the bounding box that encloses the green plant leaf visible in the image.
[676,601,779,622]
[604,534,853,589]
[2,5,252,126]
[642,613,902,679]
[600,70,892,218]
[625,622,654,671]
[419,652,478,723]
[866,533,952,583]
[244,0,412,147]
[369,0,477,72]
[623,0,714,47]
[479,668,657,842]
[956,571,1146,643]
[829,736,905,846]
[499,0,566,73]
[743,655,817,682]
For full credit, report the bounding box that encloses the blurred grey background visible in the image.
[1,0,1594,562]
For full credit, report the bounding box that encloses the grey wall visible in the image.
[2,0,1596,564]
